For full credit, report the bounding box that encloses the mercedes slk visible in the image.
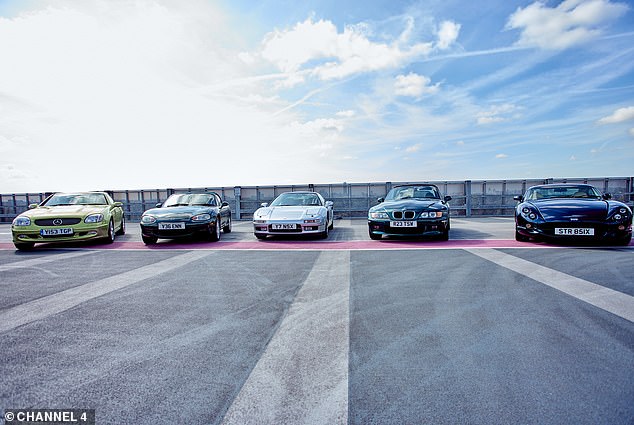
[11,192,125,250]
[514,184,632,245]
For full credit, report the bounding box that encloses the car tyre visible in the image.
[116,215,126,235]
[615,234,632,246]
[319,223,329,239]
[369,230,382,240]
[515,230,530,242]
[208,218,221,242]
[104,219,115,244]
[142,235,157,245]
[328,215,334,230]
[439,227,449,241]
[223,216,232,233]
[14,242,35,251]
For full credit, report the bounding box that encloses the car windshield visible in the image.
[163,194,216,207]
[525,186,602,200]
[385,186,440,201]
[270,193,322,206]
[43,193,108,206]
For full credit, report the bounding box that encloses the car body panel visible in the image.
[11,192,124,249]
[514,184,632,244]
[368,184,451,240]
[253,191,333,238]
[140,192,231,242]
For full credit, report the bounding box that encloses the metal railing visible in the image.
[2,177,633,222]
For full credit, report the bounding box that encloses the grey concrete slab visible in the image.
[349,249,634,425]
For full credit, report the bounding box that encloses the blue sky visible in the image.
[0,0,633,192]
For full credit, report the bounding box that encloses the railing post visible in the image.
[234,186,242,220]
[465,180,472,217]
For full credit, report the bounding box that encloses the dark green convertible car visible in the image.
[368,184,452,240]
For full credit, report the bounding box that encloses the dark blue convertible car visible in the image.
[514,184,632,245]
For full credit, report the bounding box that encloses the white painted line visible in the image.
[466,248,634,323]
[222,250,350,425]
[0,251,95,272]
[0,250,212,333]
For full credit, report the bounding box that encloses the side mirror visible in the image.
[28,203,39,209]
[261,202,269,207]
[603,193,612,200]
[221,201,229,207]
[155,203,162,208]
[513,195,523,202]
[113,202,123,207]
[444,196,452,202]
[377,197,384,203]
[325,201,334,208]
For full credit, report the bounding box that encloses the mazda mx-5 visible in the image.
[11,191,125,250]
[140,192,232,244]
[368,184,451,240]
[514,184,632,245]
[253,191,334,239]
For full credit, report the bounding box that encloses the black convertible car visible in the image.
[514,184,632,245]
[368,184,451,240]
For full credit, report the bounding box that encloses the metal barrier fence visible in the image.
[1,177,633,223]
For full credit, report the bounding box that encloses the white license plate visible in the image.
[272,223,297,230]
[40,228,73,236]
[555,227,594,236]
[159,222,185,230]
[390,221,416,228]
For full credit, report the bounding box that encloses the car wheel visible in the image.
[14,242,35,251]
[255,234,267,240]
[208,218,221,242]
[116,215,126,235]
[328,215,334,230]
[439,227,449,241]
[369,230,382,240]
[223,216,232,233]
[142,235,157,245]
[319,222,329,239]
[615,234,632,246]
[104,219,115,244]
[515,230,530,242]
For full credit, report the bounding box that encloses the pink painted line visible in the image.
[1,239,631,251]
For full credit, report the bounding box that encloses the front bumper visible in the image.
[12,222,110,244]
[141,222,215,239]
[253,220,326,235]
[368,219,449,237]
[516,219,632,241]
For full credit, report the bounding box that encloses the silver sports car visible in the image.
[253,191,334,239]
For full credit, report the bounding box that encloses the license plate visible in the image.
[159,222,185,230]
[390,221,416,228]
[555,228,594,236]
[40,228,73,236]
[272,223,297,230]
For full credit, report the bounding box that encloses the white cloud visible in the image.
[436,20,461,50]
[597,106,634,124]
[477,104,520,125]
[405,143,423,153]
[260,18,433,81]
[336,110,356,118]
[495,153,509,159]
[570,155,577,161]
[394,73,439,98]
[506,0,628,50]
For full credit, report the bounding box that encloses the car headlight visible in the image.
[141,215,156,224]
[192,214,212,222]
[520,206,539,221]
[421,211,443,218]
[369,211,389,219]
[84,214,104,223]
[12,216,31,226]
[304,219,322,223]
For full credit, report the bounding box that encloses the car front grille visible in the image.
[35,218,82,226]
[392,211,416,219]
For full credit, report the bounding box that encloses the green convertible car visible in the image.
[11,191,125,250]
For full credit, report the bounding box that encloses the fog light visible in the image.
[526,223,533,229]
[618,225,625,230]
